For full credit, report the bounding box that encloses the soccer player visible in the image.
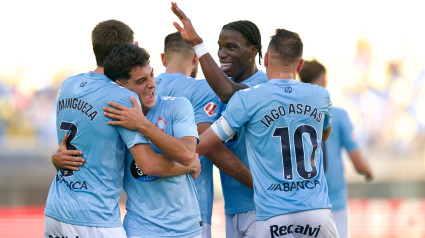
[155,32,253,237]
[101,43,203,238]
[184,23,339,237]
[45,20,198,238]
[171,3,268,237]
[299,59,373,238]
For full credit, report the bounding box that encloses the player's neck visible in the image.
[233,65,258,83]
[93,66,104,74]
[165,58,193,77]
[267,70,296,80]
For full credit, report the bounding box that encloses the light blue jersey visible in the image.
[213,79,332,221]
[123,96,202,238]
[155,72,221,224]
[323,107,359,211]
[44,72,148,227]
[221,70,268,215]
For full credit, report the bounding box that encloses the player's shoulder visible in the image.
[158,95,191,105]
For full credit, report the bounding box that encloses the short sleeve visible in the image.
[222,91,250,132]
[171,97,199,140]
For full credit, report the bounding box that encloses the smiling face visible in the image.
[218,29,256,83]
[118,64,156,114]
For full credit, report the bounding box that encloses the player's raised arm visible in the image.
[171,2,247,103]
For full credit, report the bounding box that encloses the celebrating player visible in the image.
[155,32,253,237]
[195,26,339,237]
[46,20,199,238]
[171,3,269,237]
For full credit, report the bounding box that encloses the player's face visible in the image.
[121,64,156,113]
[218,29,253,83]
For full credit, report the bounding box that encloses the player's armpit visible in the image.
[322,126,332,141]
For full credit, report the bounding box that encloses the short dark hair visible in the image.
[104,44,150,83]
[299,59,327,84]
[222,20,263,65]
[268,28,303,65]
[164,32,194,58]
[91,20,134,67]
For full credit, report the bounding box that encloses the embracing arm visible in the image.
[130,143,200,178]
[51,134,84,172]
[104,96,196,166]
[198,122,253,188]
[171,2,247,103]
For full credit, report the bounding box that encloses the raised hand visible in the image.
[52,134,84,171]
[103,96,146,131]
[171,2,203,45]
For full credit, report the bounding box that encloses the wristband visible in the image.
[193,43,208,58]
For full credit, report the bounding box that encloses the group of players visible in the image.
[44,2,373,238]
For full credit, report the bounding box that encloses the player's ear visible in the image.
[115,80,124,87]
[134,41,139,46]
[160,53,166,67]
[264,53,269,68]
[249,45,258,59]
[192,53,198,66]
[296,59,304,73]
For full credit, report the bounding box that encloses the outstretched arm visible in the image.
[198,122,253,189]
[103,96,196,166]
[171,2,247,102]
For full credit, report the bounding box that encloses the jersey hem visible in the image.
[44,213,122,228]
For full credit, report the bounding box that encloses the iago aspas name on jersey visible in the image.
[57,97,98,121]
[261,103,323,128]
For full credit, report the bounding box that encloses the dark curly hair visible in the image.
[104,44,150,83]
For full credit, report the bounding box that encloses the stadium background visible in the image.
[0,0,424,237]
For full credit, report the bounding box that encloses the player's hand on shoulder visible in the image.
[52,134,84,171]
[188,153,201,180]
[104,96,145,131]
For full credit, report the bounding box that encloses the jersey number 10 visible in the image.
[273,125,318,180]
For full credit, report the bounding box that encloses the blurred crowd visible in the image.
[0,58,424,156]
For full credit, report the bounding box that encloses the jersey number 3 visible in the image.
[273,125,318,180]
[60,121,78,177]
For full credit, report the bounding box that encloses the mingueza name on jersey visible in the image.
[261,104,323,128]
[57,97,98,121]
[56,174,88,190]
[266,180,320,192]
[270,224,321,238]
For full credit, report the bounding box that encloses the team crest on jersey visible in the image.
[155,117,167,131]
[204,102,218,117]
[130,160,160,182]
